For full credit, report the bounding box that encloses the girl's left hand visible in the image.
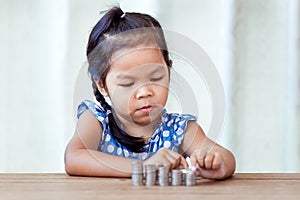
[190,148,227,180]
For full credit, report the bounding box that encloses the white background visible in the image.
[0,0,299,172]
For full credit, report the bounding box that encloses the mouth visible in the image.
[137,105,152,113]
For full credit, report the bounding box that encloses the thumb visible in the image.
[197,166,218,179]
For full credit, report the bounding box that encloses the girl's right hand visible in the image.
[143,147,188,169]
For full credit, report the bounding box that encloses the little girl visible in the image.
[64,6,236,179]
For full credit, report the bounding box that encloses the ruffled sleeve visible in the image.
[172,114,197,148]
[77,100,107,123]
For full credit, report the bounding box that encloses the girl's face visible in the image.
[99,47,169,127]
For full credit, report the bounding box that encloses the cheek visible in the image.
[156,79,169,92]
[109,87,133,110]
[154,84,169,103]
[161,87,169,102]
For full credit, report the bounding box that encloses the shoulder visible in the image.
[66,102,104,152]
[163,112,197,130]
[77,100,107,122]
[77,100,105,134]
[155,111,197,150]
[77,108,103,133]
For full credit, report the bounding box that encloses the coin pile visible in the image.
[185,169,197,186]
[131,161,197,186]
[145,164,156,186]
[171,169,182,186]
[158,166,169,186]
[131,160,143,186]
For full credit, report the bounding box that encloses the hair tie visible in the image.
[121,12,126,18]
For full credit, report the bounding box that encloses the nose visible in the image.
[135,84,154,99]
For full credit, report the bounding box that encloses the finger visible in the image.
[212,152,222,170]
[174,156,183,169]
[162,158,171,168]
[197,166,216,179]
[165,153,179,169]
[155,162,164,168]
[166,151,188,169]
[179,155,188,169]
[167,150,180,166]
[171,159,180,169]
[163,151,176,169]
[190,154,197,168]
[204,153,215,170]
[197,151,206,168]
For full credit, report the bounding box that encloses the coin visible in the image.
[171,169,182,186]
[185,169,196,186]
[131,159,144,186]
[158,166,169,186]
[145,164,157,186]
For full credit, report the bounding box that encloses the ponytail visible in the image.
[87,7,125,56]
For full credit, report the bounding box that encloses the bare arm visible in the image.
[64,110,189,177]
[64,110,133,177]
[181,121,236,180]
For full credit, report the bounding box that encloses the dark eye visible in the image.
[118,82,134,87]
[150,76,163,82]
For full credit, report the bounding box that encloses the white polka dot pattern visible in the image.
[107,145,114,153]
[117,147,122,155]
[164,141,171,148]
[163,130,170,137]
[77,100,197,160]
[124,150,129,157]
[176,128,184,135]
[105,134,110,142]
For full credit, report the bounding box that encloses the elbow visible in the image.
[64,157,73,176]
[64,151,78,176]
[64,160,75,176]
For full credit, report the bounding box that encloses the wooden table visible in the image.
[0,173,299,199]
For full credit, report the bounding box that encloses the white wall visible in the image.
[230,0,292,171]
[0,0,69,172]
[0,0,299,172]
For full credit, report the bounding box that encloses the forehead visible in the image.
[109,47,166,73]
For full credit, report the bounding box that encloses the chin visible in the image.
[133,113,162,127]
[132,117,152,127]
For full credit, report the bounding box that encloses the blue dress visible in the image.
[77,100,197,160]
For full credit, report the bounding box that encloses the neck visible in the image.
[113,112,162,139]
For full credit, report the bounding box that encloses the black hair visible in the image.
[87,6,171,152]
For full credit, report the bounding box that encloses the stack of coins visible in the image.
[158,166,169,186]
[185,169,196,186]
[171,169,182,186]
[145,164,157,186]
[131,159,144,186]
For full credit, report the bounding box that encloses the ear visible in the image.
[94,79,109,97]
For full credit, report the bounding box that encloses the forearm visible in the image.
[65,149,132,177]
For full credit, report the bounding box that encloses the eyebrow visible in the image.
[116,74,135,80]
[116,65,165,80]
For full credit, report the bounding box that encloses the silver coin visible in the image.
[145,164,156,186]
[171,169,182,186]
[158,166,169,186]
[185,169,196,186]
[131,159,144,186]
